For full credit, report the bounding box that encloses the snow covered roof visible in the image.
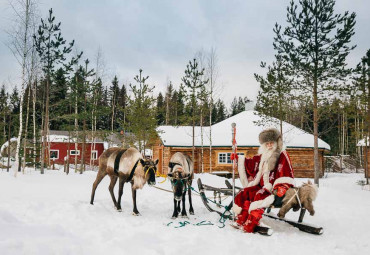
[157,110,331,150]
[0,137,17,155]
[357,138,369,147]
[46,130,123,146]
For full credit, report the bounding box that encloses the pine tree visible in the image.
[110,76,120,132]
[33,8,81,174]
[182,59,208,163]
[156,92,165,125]
[273,0,356,185]
[353,49,370,183]
[215,99,227,123]
[0,85,9,146]
[125,69,157,153]
[255,55,293,135]
[165,82,173,125]
[230,97,238,117]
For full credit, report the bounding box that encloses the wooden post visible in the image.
[231,123,236,219]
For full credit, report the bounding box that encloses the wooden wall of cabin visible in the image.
[153,143,326,178]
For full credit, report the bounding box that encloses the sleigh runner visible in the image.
[197,178,324,235]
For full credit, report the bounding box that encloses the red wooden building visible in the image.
[46,130,122,165]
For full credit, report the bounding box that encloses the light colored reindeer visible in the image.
[90,147,158,215]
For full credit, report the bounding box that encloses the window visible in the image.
[50,150,59,159]
[69,150,80,156]
[91,150,98,160]
[218,152,245,164]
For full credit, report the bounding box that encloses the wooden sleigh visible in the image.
[197,178,324,235]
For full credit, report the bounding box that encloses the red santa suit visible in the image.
[232,128,295,233]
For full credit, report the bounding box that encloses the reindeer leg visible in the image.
[181,191,188,218]
[131,183,140,216]
[116,178,125,211]
[177,200,181,213]
[171,198,179,219]
[278,204,292,218]
[188,181,194,215]
[90,171,107,205]
[108,175,118,209]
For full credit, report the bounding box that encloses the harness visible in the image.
[284,188,302,208]
[126,159,140,182]
[113,149,127,174]
[144,165,157,179]
[168,162,182,170]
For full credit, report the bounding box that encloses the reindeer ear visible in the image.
[140,159,145,166]
[154,159,159,165]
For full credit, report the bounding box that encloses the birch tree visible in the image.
[7,0,38,176]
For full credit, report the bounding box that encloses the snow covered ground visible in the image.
[0,168,369,255]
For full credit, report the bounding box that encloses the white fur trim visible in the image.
[237,155,248,188]
[248,194,275,213]
[282,151,293,171]
[232,204,243,215]
[273,177,295,188]
[263,183,273,192]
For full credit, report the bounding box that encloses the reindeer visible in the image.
[277,180,318,219]
[167,152,194,219]
[90,147,158,215]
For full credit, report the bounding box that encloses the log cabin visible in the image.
[153,110,331,178]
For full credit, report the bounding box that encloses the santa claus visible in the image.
[232,128,295,233]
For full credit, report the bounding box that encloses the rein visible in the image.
[284,188,302,208]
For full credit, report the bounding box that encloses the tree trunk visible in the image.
[22,85,31,173]
[32,79,37,171]
[200,108,204,173]
[41,76,50,174]
[313,79,320,186]
[74,83,78,171]
[14,0,31,177]
[209,98,212,173]
[7,114,11,172]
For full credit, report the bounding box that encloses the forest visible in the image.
[0,0,369,184]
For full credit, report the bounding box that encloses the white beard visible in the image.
[258,142,278,167]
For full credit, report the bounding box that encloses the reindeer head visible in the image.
[170,172,189,201]
[140,158,159,186]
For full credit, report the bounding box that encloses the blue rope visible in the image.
[166,187,233,229]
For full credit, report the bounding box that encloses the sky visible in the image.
[0,0,369,106]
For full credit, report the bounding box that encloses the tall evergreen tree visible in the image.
[255,55,293,135]
[353,49,370,183]
[273,0,356,185]
[156,92,165,125]
[110,76,120,132]
[182,59,208,162]
[125,69,157,152]
[33,8,81,174]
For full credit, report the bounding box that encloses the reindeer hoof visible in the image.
[132,212,141,216]
[189,211,194,215]
[181,215,189,219]
[171,216,178,219]
[117,208,122,212]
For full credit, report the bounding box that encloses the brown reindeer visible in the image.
[277,180,318,218]
[90,147,158,215]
